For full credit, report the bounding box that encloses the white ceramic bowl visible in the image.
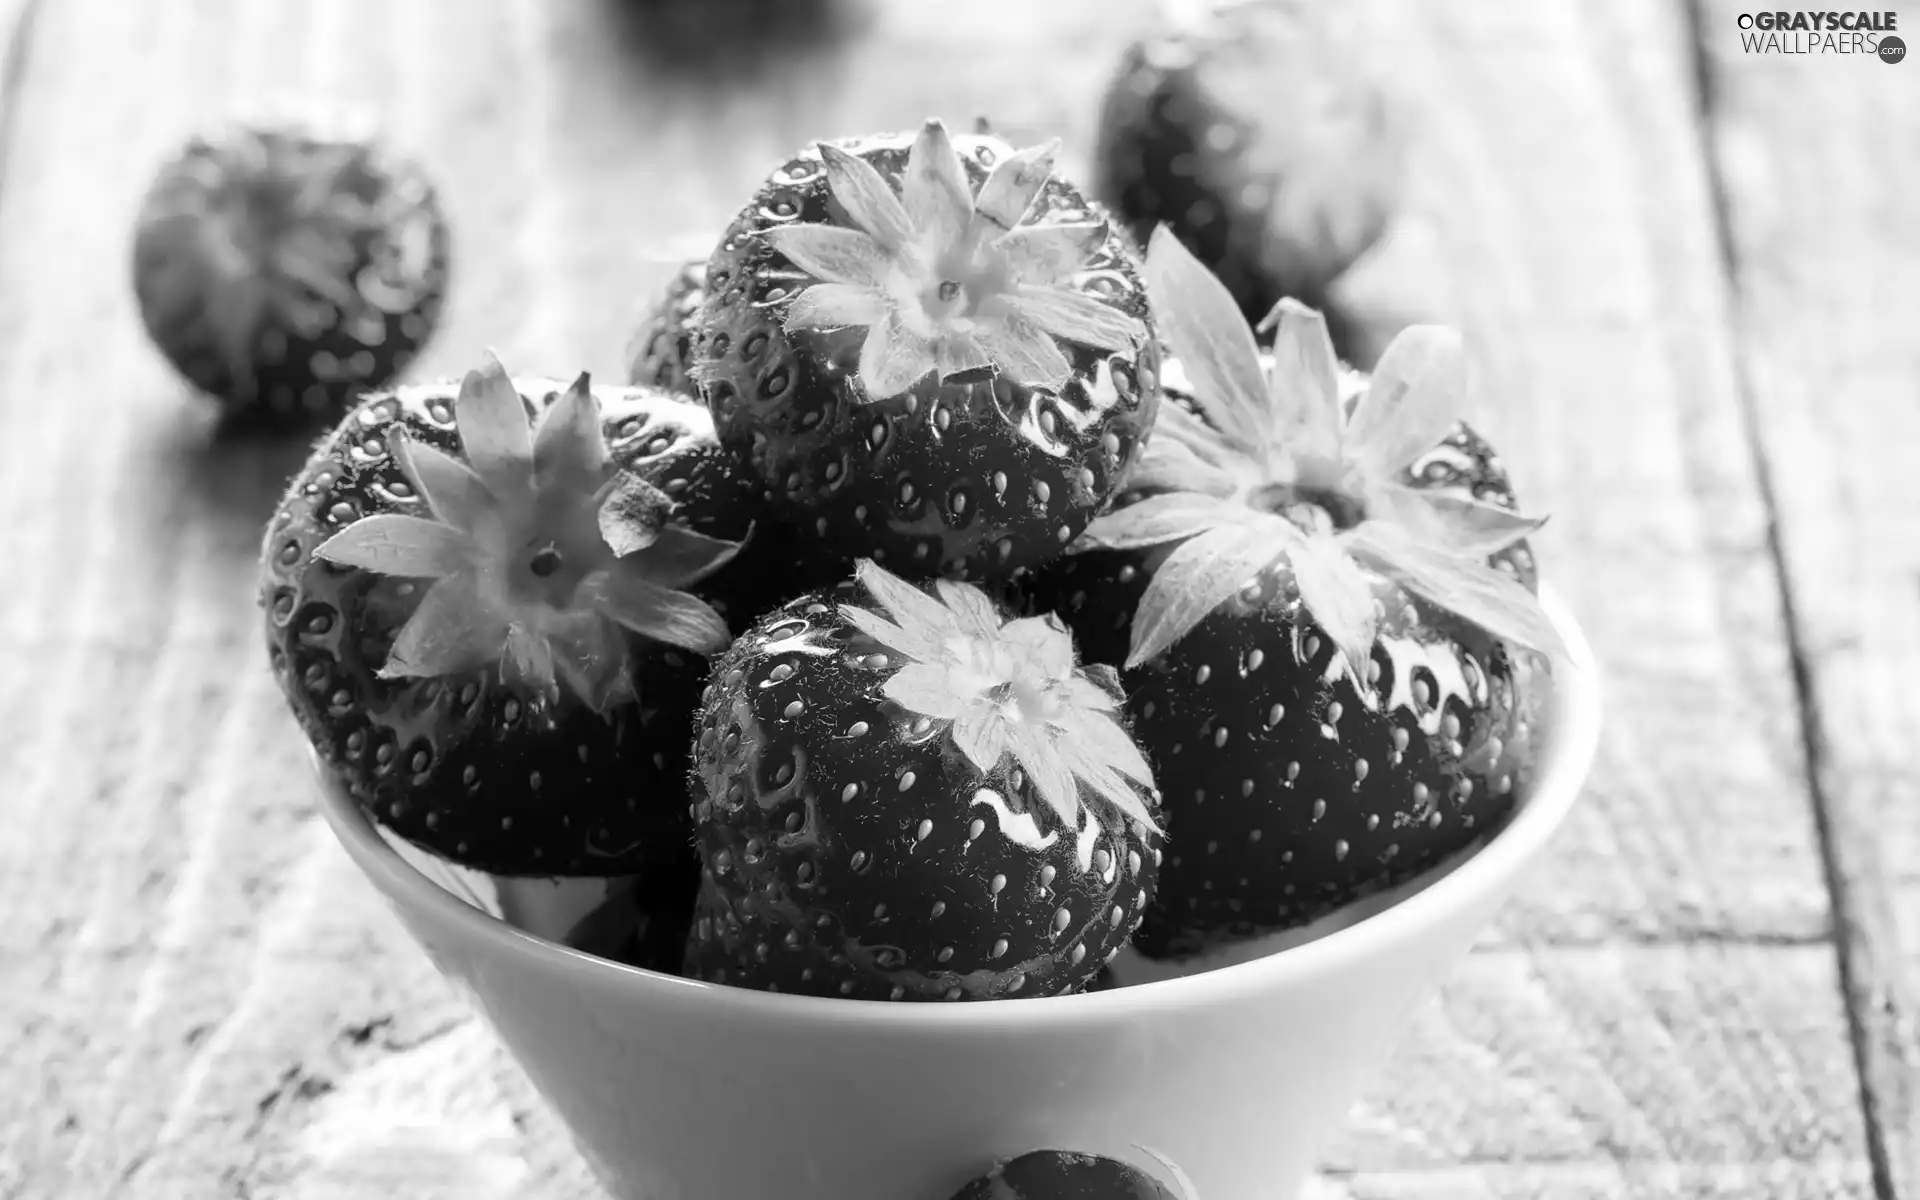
[315,587,1602,1200]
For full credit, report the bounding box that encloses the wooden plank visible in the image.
[1333,0,1837,951]
[0,1,561,1195]
[1309,1160,1873,1200]
[0,0,1875,1198]
[1693,7,1920,1198]
[1327,945,1868,1181]
[0,0,39,172]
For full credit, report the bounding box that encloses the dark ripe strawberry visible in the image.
[616,277,854,635]
[617,257,858,632]
[1030,362,1537,668]
[132,120,450,427]
[260,355,752,877]
[1042,231,1564,957]
[684,561,1163,1000]
[1118,560,1545,955]
[559,853,703,975]
[624,259,707,398]
[697,118,1161,582]
[1092,1,1400,323]
[948,1150,1185,1200]
[566,372,790,635]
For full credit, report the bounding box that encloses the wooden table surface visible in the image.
[1,0,1914,1196]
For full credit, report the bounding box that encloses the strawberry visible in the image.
[684,560,1163,1000]
[558,855,703,975]
[623,255,862,630]
[132,121,450,426]
[624,259,707,398]
[1092,0,1400,322]
[260,354,752,877]
[1040,230,1563,957]
[571,363,787,635]
[697,118,1161,582]
[948,1150,1187,1200]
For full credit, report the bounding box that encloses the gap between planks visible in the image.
[1680,2,1920,1198]
[0,0,45,206]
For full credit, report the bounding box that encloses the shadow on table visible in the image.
[157,402,320,548]
[597,0,866,85]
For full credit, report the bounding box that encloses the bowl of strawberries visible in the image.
[269,120,1602,1200]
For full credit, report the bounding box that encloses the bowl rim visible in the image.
[317,584,1603,1028]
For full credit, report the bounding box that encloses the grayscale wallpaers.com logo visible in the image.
[1736,10,1905,59]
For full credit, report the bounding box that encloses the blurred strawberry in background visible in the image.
[1094,0,1403,325]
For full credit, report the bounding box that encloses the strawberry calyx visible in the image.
[839,559,1163,839]
[1075,227,1565,681]
[764,118,1147,400]
[313,353,740,714]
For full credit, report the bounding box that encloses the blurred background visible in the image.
[2,0,1914,1197]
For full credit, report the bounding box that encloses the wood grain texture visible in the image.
[1319,0,1888,1188]
[1333,0,1837,953]
[1326,945,1866,1180]
[0,0,37,125]
[1695,5,1920,1196]
[0,0,1886,1197]
[1306,1160,1874,1200]
[0,1,574,1196]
